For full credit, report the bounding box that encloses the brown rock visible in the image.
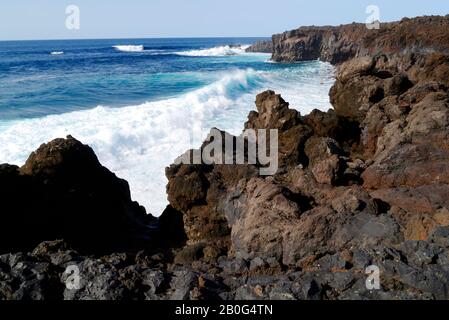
[363,143,449,189]
[166,165,209,212]
[272,16,449,64]
[245,90,313,167]
[311,155,342,185]
[245,40,273,53]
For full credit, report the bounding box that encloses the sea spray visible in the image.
[0,38,334,215]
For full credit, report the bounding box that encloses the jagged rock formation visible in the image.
[2,15,449,300]
[271,15,449,63]
[161,15,449,299]
[0,136,159,254]
[245,40,273,53]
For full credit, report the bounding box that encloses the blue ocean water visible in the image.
[0,38,335,215]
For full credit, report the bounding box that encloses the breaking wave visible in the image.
[175,45,250,57]
[0,62,334,215]
[113,45,145,52]
[0,69,265,215]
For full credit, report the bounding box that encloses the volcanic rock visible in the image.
[0,136,157,254]
[245,40,273,53]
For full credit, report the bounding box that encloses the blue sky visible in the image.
[1,0,449,40]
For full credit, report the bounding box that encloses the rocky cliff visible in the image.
[163,55,449,298]
[245,40,273,53]
[271,15,449,63]
[2,15,449,300]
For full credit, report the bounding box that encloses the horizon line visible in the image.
[3,13,447,42]
[0,35,271,43]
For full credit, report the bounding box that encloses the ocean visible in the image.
[0,38,335,215]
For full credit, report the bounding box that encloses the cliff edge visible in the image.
[271,15,449,63]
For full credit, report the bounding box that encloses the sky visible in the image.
[1,0,449,41]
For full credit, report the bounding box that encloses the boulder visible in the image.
[0,136,156,254]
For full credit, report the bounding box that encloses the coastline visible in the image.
[2,15,449,300]
[0,47,334,215]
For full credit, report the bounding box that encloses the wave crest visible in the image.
[113,45,145,52]
[0,69,263,215]
[175,45,250,57]
[0,62,335,216]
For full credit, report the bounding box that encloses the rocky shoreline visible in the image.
[245,40,273,53]
[270,15,449,63]
[2,15,449,300]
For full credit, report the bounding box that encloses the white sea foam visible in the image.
[175,45,251,57]
[113,45,145,52]
[0,63,334,216]
[50,51,64,55]
[266,61,336,115]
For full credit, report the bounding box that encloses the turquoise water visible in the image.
[0,38,335,215]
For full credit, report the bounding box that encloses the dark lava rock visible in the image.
[0,136,157,254]
[3,14,449,301]
[245,40,273,53]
